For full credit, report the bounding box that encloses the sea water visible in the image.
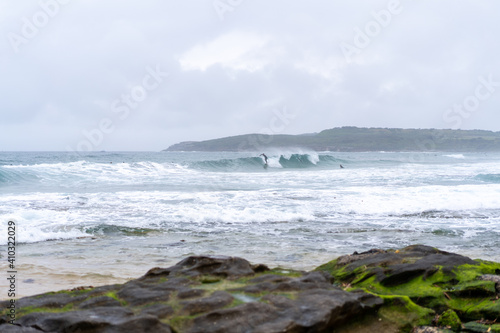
[1,150,500,298]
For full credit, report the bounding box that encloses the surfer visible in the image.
[260,153,268,165]
[340,164,344,169]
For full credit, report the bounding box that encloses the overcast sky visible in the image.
[1,0,499,151]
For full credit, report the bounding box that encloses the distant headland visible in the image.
[164,127,500,152]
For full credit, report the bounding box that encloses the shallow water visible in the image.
[1,151,500,298]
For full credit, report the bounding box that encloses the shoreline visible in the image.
[5,237,500,301]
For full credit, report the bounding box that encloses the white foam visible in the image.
[2,152,500,246]
[306,152,320,164]
[2,160,191,189]
[0,209,87,245]
[445,154,466,159]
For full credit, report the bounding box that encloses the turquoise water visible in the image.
[1,151,500,297]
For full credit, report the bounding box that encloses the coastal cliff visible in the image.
[2,245,500,333]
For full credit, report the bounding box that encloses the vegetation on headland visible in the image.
[165,127,500,152]
[1,245,500,332]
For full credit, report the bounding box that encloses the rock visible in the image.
[180,291,234,316]
[479,274,500,283]
[142,255,258,280]
[2,292,89,311]
[2,247,500,333]
[78,296,121,309]
[478,274,500,293]
[177,288,206,299]
[17,307,171,333]
[436,309,461,331]
[317,244,500,327]
[117,282,172,306]
[251,263,270,273]
[140,304,174,319]
[333,245,477,287]
[411,327,454,333]
[1,254,384,333]
[99,315,173,333]
[16,306,132,330]
[236,271,332,294]
[377,295,435,330]
[188,288,382,333]
[463,321,500,333]
[337,248,388,266]
[0,325,44,332]
[16,307,172,333]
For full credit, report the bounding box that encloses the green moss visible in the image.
[155,277,168,284]
[34,287,94,298]
[199,275,222,284]
[377,295,434,330]
[461,298,500,321]
[332,312,402,333]
[460,259,500,274]
[226,297,245,308]
[263,268,303,278]
[163,294,183,313]
[103,291,128,306]
[315,259,340,276]
[194,269,304,294]
[319,258,500,322]
[234,269,303,285]
[315,261,364,283]
[196,279,247,292]
[315,253,500,329]
[16,303,75,318]
[166,314,196,332]
[463,321,500,333]
[452,260,500,283]
[447,280,497,297]
[346,271,448,311]
[437,309,461,331]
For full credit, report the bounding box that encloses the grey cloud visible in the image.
[1,0,499,151]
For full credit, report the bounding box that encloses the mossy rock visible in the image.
[377,295,434,331]
[316,245,500,326]
[463,321,500,333]
[2,251,499,333]
[437,309,461,331]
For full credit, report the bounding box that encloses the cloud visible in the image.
[179,31,271,72]
[1,0,500,151]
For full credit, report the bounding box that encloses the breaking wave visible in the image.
[190,153,343,171]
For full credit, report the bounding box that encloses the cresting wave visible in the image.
[190,153,343,171]
[0,154,345,186]
[0,161,190,187]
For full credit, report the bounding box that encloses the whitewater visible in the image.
[1,150,500,298]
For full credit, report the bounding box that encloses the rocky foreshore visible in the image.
[1,245,500,333]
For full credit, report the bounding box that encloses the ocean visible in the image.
[1,150,500,298]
